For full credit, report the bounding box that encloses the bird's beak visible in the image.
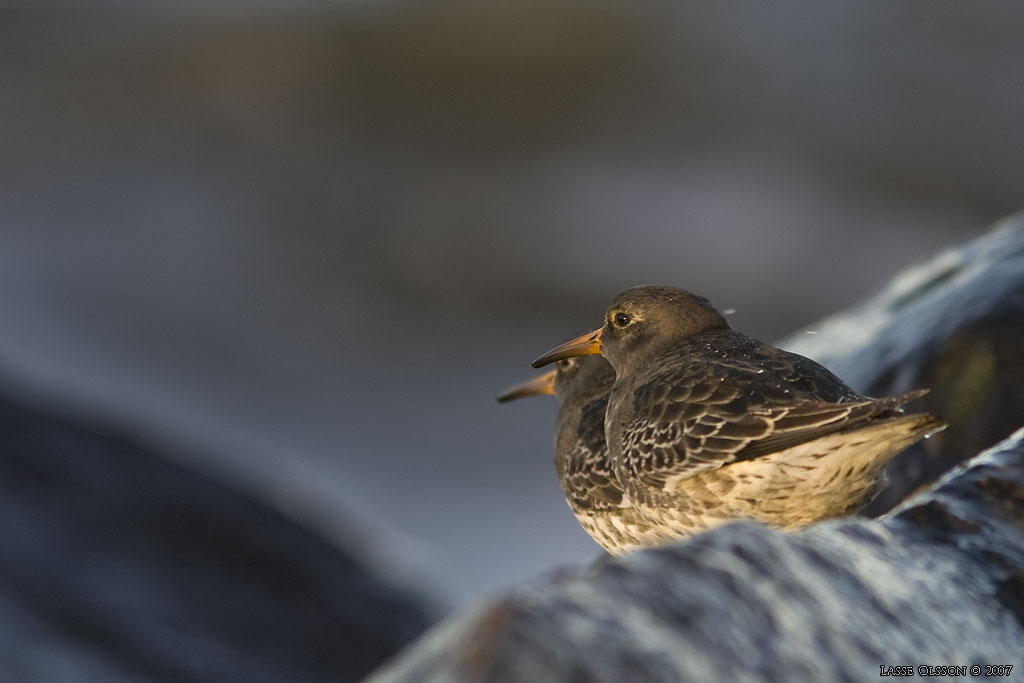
[532,328,603,368]
[496,369,557,403]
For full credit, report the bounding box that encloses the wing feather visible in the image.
[621,349,928,493]
[560,396,623,511]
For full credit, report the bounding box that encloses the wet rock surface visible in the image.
[368,429,1024,683]
[780,214,1024,512]
[0,392,436,683]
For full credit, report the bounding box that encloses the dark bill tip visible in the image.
[531,328,602,368]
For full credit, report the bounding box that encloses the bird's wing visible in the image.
[623,364,924,492]
[559,396,624,511]
[562,443,625,511]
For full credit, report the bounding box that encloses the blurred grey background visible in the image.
[2,1,1023,608]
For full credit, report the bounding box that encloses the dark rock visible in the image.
[778,214,1024,513]
[367,429,1024,683]
[0,391,436,683]
[997,571,1024,631]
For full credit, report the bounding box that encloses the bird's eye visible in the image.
[557,359,573,369]
[614,312,632,327]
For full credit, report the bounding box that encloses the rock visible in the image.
[367,218,1024,683]
[778,214,1024,513]
[0,391,436,683]
[367,428,1024,683]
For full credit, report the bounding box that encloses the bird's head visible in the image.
[532,285,729,373]
[498,355,614,404]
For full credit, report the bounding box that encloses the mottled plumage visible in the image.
[533,285,945,542]
[498,356,675,554]
[554,367,620,512]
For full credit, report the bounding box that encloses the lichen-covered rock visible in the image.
[0,392,436,683]
[779,214,1024,512]
[367,428,1024,683]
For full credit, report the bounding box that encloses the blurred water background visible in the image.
[2,1,1023,608]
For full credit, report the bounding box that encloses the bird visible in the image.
[497,355,678,554]
[532,285,945,541]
